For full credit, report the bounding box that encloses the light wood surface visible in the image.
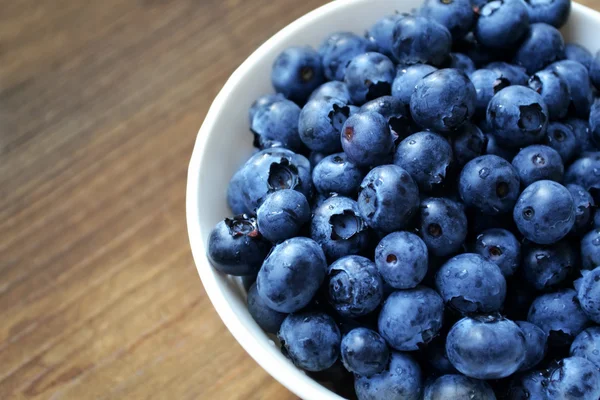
[1,1,599,399]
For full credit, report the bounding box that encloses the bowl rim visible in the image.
[186,1,600,399]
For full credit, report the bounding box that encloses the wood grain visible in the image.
[1,0,599,399]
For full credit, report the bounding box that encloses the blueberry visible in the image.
[516,321,548,371]
[474,228,521,277]
[581,229,600,270]
[249,93,286,123]
[423,374,496,400]
[446,52,476,75]
[344,52,396,105]
[410,69,476,133]
[545,357,600,399]
[309,151,327,170]
[544,122,579,164]
[483,131,518,163]
[446,315,526,379]
[470,69,511,118]
[298,97,348,153]
[591,51,600,89]
[311,196,370,261]
[341,112,394,168]
[207,215,271,276]
[511,145,564,187]
[327,256,384,318]
[513,180,575,244]
[528,70,570,121]
[570,327,600,368]
[422,337,459,375]
[247,283,287,333]
[523,0,571,28]
[312,153,365,197]
[590,99,600,148]
[257,237,327,312]
[565,153,600,200]
[391,63,438,107]
[419,198,468,257]
[576,266,600,323]
[250,99,304,151]
[360,96,413,143]
[354,352,422,400]
[565,118,596,155]
[366,14,405,60]
[436,253,507,314]
[459,155,521,215]
[341,328,390,377]
[319,32,376,81]
[241,148,312,211]
[394,132,454,192]
[452,122,488,167]
[596,211,600,228]
[455,32,498,68]
[567,184,595,234]
[309,81,352,104]
[547,60,593,119]
[278,311,341,371]
[357,165,420,233]
[271,46,325,104]
[506,370,549,400]
[227,167,250,215]
[256,190,310,243]
[565,43,593,70]
[486,86,549,148]
[484,61,530,86]
[420,0,475,39]
[375,231,428,289]
[391,16,452,66]
[378,286,444,351]
[522,240,576,291]
[527,289,590,345]
[474,0,530,49]
[513,23,565,75]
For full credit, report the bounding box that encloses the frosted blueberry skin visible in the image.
[366,14,405,60]
[410,68,476,133]
[257,237,327,313]
[375,231,428,289]
[256,189,310,243]
[513,23,565,75]
[565,118,597,155]
[207,215,271,277]
[516,321,548,371]
[308,81,352,104]
[545,357,600,400]
[486,86,549,149]
[590,99,600,149]
[357,165,420,233]
[446,315,527,380]
[327,256,384,318]
[576,266,600,324]
[547,60,593,119]
[319,32,376,81]
[523,0,571,28]
[581,229,600,270]
[340,328,390,377]
[298,97,349,153]
[565,43,593,70]
[570,327,600,368]
[246,283,287,334]
[227,167,250,215]
[394,132,454,193]
[311,196,370,262]
[278,311,341,372]
[423,374,496,400]
[567,184,595,234]
[485,61,529,86]
[446,52,476,75]
[521,239,576,291]
[506,370,548,400]
[527,289,590,346]
[391,16,452,67]
[511,144,564,188]
[544,122,580,164]
[420,0,475,40]
[528,70,570,121]
[378,286,444,351]
[354,352,423,400]
[591,50,600,90]
[341,112,395,168]
[392,64,438,107]
[248,93,286,123]
[250,99,305,152]
[419,197,468,258]
[344,52,396,105]
[513,180,575,245]
[435,253,507,314]
[473,228,521,277]
[271,46,325,104]
[565,153,600,203]
[459,155,521,215]
[470,69,511,119]
[452,122,488,167]
[360,95,413,144]
[474,0,530,49]
[312,153,365,197]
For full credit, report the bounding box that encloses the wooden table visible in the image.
[1,1,599,399]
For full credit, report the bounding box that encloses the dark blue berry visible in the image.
[565,43,593,70]
[298,97,348,153]
[570,327,600,368]
[249,93,286,123]
[256,189,310,243]
[354,352,422,400]
[567,184,595,234]
[474,228,521,277]
[452,122,488,167]
[513,23,565,75]
[308,81,352,103]
[312,152,365,197]
[522,239,576,291]
[420,0,475,39]
[470,68,511,118]
[392,63,438,107]
[360,96,413,143]
[366,14,405,60]
[544,122,579,163]
[547,60,593,119]
[447,52,476,75]
[474,0,530,49]
[375,231,428,289]
[545,357,600,399]
[423,374,496,400]
[341,328,390,377]
[528,69,570,121]
[419,197,468,257]
[319,32,376,81]
[523,0,571,28]
[344,52,395,105]
[516,321,548,371]
[565,153,600,200]
[576,266,600,323]
[511,144,564,187]
[247,283,287,334]
[250,99,304,151]
[271,46,325,104]
[391,16,452,66]
[228,167,250,215]
[581,229,600,270]
[484,61,529,86]
[341,112,394,167]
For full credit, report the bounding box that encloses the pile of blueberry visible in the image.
[207,0,600,398]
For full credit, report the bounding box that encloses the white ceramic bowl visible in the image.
[187,1,600,398]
